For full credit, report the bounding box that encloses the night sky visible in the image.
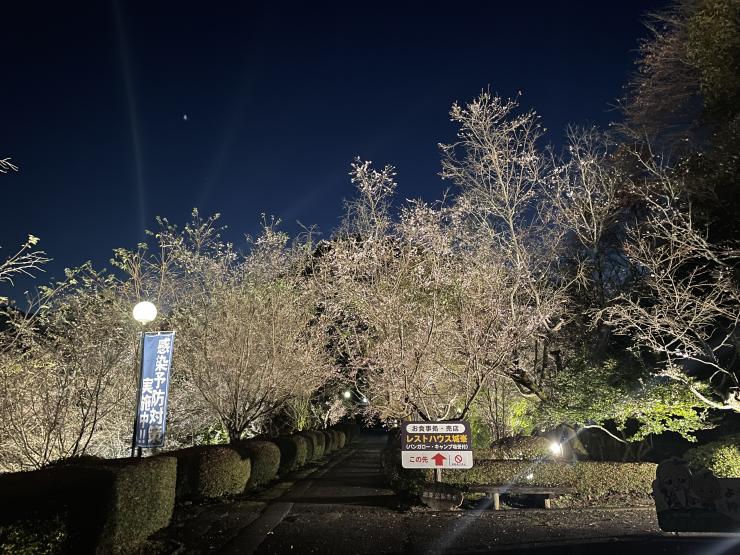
[2,1,662,299]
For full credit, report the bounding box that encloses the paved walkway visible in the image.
[220,431,400,554]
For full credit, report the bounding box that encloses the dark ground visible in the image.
[148,432,740,555]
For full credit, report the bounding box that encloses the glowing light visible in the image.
[343,390,352,399]
[132,301,157,325]
[526,473,534,480]
[549,442,563,457]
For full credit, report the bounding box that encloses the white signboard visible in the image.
[401,420,474,469]
[403,450,473,469]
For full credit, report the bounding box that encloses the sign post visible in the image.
[131,331,175,456]
[401,421,472,510]
[401,420,474,470]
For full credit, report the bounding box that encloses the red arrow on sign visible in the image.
[432,453,446,466]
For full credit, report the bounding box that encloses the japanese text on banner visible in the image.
[135,332,174,448]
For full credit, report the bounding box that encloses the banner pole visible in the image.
[131,332,145,457]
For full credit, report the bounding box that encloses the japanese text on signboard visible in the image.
[401,421,471,451]
[135,332,174,448]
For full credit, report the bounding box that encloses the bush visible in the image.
[235,440,281,488]
[337,424,351,444]
[0,456,177,553]
[477,435,552,460]
[298,432,315,461]
[270,435,308,474]
[333,429,346,449]
[426,460,656,497]
[0,514,67,555]
[321,430,336,454]
[312,430,326,457]
[684,434,740,477]
[168,446,250,499]
[303,431,325,459]
[326,430,337,452]
[94,457,177,551]
[380,447,426,496]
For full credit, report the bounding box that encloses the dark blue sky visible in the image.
[2,1,662,298]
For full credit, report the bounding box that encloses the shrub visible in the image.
[684,434,740,477]
[303,431,325,459]
[333,429,346,449]
[327,429,343,451]
[425,460,656,497]
[0,456,177,553]
[93,456,177,551]
[477,435,552,460]
[168,446,250,499]
[298,432,315,461]
[337,424,351,444]
[271,435,308,473]
[0,514,67,555]
[380,447,426,496]
[321,430,335,454]
[235,440,281,488]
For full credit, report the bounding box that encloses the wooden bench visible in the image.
[466,485,575,510]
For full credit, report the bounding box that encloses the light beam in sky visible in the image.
[113,0,146,239]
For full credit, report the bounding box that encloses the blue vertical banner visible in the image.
[135,331,175,448]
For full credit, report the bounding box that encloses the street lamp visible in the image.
[131,301,157,456]
[133,301,157,325]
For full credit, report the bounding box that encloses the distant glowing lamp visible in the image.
[362,397,368,404]
[132,301,157,325]
[343,390,352,400]
[549,441,563,457]
[526,473,534,480]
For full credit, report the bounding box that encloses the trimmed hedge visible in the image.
[322,430,336,454]
[168,446,250,499]
[302,431,326,459]
[0,465,105,554]
[684,434,740,478]
[94,456,177,551]
[236,440,281,488]
[425,460,656,497]
[312,431,326,457]
[333,429,346,449]
[477,435,552,461]
[338,423,357,444]
[0,513,67,555]
[271,435,308,473]
[0,456,177,553]
[299,432,315,461]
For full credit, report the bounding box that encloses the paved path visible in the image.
[220,431,401,554]
[205,433,739,554]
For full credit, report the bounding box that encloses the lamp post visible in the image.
[131,301,157,457]
[133,301,157,326]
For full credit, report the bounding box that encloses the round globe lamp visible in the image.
[132,301,157,325]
